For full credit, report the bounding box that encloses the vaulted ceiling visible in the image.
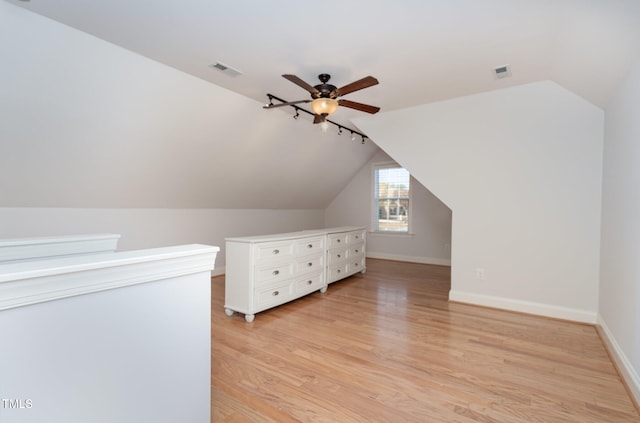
[3,0,640,209]
[11,0,640,111]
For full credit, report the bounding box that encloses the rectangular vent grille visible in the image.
[494,64,512,79]
[209,62,242,77]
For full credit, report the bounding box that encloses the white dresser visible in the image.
[224,230,327,322]
[326,227,366,283]
[224,227,365,322]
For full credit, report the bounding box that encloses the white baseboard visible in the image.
[449,290,597,324]
[366,252,451,266]
[211,266,225,277]
[597,314,640,406]
[214,254,450,275]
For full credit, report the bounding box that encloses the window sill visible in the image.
[368,231,414,238]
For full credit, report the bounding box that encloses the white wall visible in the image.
[354,81,604,322]
[0,208,325,273]
[325,150,452,265]
[599,60,640,403]
[0,270,211,423]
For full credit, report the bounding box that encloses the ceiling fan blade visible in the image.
[338,99,380,114]
[336,76,379,96]
[263,99,311,109]
[313,114,325,124]
[282,74,320,95]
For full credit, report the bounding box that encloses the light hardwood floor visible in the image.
[211,259,640,422]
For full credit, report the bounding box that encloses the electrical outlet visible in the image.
[476,268,485,280]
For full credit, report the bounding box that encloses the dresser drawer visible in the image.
[348,257,365,273]
[327,247,348,265]
[296,254,323,274]
[327,233,348,248]
[255,241,295,263]
[255,262,295,284]
[348,244,364,258]
[327,263,348,283]
[294,271,324,294]
[295,236,325,257]
[347,230,366,244]
[255,282,293,307]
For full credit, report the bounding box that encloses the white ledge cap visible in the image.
[0,244,220,310]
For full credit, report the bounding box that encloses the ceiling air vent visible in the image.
[494,64,512,79]
[209,62,242,77]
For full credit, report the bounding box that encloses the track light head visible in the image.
[263,94,369,145]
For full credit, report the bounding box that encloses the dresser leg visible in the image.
[244,314,255,323]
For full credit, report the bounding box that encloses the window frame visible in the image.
[371,162,413,235]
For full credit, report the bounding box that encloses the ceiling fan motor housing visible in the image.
[313,74,338,99]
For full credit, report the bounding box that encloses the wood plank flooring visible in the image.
[211,259,640,422]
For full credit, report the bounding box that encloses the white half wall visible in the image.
[599,59,640,404]
[0,255,214,423]
[354,81,604,322]
[325,150,452,266]
[0,207,325,274]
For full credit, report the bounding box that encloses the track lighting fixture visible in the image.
[264,94,369,144]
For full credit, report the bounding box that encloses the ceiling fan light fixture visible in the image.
[311,98,339,116]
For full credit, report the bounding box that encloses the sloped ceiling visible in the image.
[0,1,379,209]
[2,0,640,209]
[9,0,640,110]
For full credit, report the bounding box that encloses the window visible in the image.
[373,164,411,233]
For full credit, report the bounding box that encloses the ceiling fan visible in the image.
[263,73,380,123]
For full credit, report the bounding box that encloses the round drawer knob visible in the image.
[273,249,280,254]
[337,254,341,258]
[307,280,313,285]
[307,262,313,267]
[337,269,341,273]
[272,291,279,296]
[307,244,313,248]
[337,239,341,243]
[355,250,359,253]
[272,270,279,276]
